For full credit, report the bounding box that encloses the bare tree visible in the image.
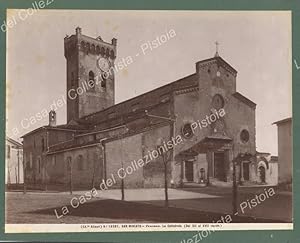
[162,150,171,207]
[91,158,96,189]
[156,141,172,208]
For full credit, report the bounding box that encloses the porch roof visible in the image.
[178,134,232,158]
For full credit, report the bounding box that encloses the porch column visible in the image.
[240,161,244,182]
[182,161,187,182]
[206,150,213,186]
[180,160,184,184]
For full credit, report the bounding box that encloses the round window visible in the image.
[240,129,250,143]
[181,123,194,139]
[212,94,225,110]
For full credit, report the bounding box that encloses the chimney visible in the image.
[49,110,56,127]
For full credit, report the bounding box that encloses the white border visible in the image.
[5,223,293,233]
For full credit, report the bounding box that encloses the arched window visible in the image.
[88,71,95,91]
[91,44,95,54]
[101,73,107,89]
[110,50,115,59]
[86,43,90,54]
[96,45,100,55]
[100,47,105,56]
[77,155,84,171]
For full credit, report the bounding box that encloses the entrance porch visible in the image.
[177,135,233,185]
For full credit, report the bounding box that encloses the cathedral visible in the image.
[22,27,275,190]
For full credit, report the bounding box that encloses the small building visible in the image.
[273,117,292,184]
[6,137,23,185]
[254,152,278,185]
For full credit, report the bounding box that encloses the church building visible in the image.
[22,27,265,190]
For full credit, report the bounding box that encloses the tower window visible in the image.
[86,43,90,54]
[100,47,105,56]
[110,50,115,59]
[100,70,107,89]
[91,44,95,54]
[88,71,95,91]
[101,76,107,89]
[96,45,100,55]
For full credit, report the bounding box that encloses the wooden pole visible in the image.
[44,160,48,191]
[232,159,237,215]
[91,159,96,189]
[17,149,20,185]
[15,167,18,185]
[164,154,169,207]
[69,159,73,195]
[120,118,125,201]
[121,139,125,201]
[23,160,26,194]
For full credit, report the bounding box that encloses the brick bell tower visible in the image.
[64,27,117,122]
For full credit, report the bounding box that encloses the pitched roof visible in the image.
[272,117,292,125]
[21,124,90,138]
[6,137,23,148]
[79,73,198,125]
[232,92,256,109]
[196,56,238,76]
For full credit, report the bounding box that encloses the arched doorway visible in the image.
[258,166,266,183]
[242,161,250,181]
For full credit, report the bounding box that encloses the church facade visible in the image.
[22,27,272,190]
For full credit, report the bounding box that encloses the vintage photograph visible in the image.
[5,10,292,233]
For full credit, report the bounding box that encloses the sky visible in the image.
[6,10,292,155]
